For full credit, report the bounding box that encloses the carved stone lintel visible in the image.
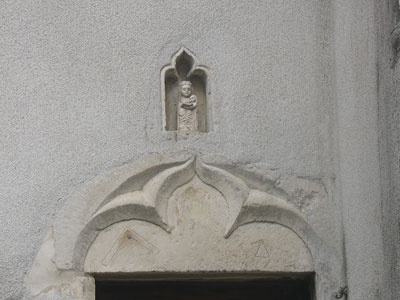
[28,152,345,300]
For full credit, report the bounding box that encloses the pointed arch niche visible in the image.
[27,152,345,300]
[161,47,210,132]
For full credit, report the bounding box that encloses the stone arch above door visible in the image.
[27,151,345,300]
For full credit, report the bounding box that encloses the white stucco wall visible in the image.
[0,0,396,299]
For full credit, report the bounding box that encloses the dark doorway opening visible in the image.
[95,274,315,300]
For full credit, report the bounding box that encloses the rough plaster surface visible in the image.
[333,1,396,300]
[389,57,400,300]
[0,0,395,300]
[377,2,400,300]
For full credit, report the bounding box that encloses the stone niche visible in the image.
[27,152,344,300]
[161,47,210,132]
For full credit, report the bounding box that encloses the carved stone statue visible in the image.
[162,47,209,132]
[177,81,198,131]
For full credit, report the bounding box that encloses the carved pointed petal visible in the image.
[87,191,166,234]
[99,152,194,209]
[91,191,147,221]
[196,159,250,237]
[171,47,199,80]
[74,191,166,269]
[227,190,343,285]
[144,157,196,225]
[226,190,305,236]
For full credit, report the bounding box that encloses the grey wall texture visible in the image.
[379,1,400,300]
[0,0,398,299]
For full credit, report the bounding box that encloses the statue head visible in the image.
[180,81,192,97]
